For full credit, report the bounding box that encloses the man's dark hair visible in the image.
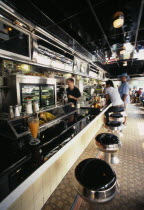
[67,78,74,83]
[106,80,114,87]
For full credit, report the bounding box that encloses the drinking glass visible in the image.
[28,117,40,145]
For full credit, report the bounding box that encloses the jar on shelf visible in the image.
[33,101,39,112]
[9,105,14,118]
[14,105,20,117]
[26,101,33,114]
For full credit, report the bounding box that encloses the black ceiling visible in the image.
[2,0,144,77]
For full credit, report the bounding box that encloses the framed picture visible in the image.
[3,60,14,76]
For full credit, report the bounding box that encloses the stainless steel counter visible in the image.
[0,105,111,210]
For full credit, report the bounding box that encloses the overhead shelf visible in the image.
[0,86,9,89]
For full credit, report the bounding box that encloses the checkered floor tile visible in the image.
[42,104,144,210]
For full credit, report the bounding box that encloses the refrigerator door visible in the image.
[6,75,57,108]
[20,84,40,110]
[40,85,55,107]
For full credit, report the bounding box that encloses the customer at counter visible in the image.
[118,73,130,106]
[66,78,81,106]
[136,88,142,97]
[104,80,124,124]
[118,73,130,125]
[102,84,106,94]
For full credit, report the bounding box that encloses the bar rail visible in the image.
[0,105,111,210]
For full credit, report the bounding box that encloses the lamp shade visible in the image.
[113,12,124,28]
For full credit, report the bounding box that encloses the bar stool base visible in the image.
[103,152,120,165]
[111,154,119,164]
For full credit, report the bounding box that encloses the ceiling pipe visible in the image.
[131,0,144,67]
[86,0,120,68]
[44,0,107,29]
[80,27,144,47]
[10,0,94,63]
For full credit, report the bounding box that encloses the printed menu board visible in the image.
[36,44,73,72]
[73,57,88,75]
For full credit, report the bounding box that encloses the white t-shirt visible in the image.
[105,87,124,106]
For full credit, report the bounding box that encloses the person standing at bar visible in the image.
[104,80,124,124]
[137,88,142,97]
[66,78,81,106]
[118,73,130,125]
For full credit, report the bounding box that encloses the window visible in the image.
[0,21,30,58]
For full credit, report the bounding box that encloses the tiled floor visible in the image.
[42,104,144,210]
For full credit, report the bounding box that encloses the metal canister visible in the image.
[9,105,14,118]
[25,101,33,114]
[14,105,20,117]
[33,101,39,112]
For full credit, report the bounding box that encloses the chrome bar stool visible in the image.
[95,133,122,165]
[109,113,124,122]
[74,158,118,204]
[105,121,123,137]
[114,110,127,129]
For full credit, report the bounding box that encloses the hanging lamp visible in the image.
[113,11,124,28]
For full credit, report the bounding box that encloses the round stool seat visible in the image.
[105,121,123,132]
[106,121,123,131]
[95,133,121,151]
[107,121,121,127]
[96,133,119,144]
[117,110,124,113]
[110,113,123,118]
[74,158,117,203]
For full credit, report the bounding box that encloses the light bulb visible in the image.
[113,11,124,28]
[113,18,124,28]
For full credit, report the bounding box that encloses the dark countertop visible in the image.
[0,106,109,202]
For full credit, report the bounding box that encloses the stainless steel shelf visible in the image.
[0,86,9,89]
[2,103,72,122]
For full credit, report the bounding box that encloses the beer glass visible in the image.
[28,117,40,145]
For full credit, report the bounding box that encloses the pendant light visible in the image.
[123,61,127,66]
[113,11,124,28]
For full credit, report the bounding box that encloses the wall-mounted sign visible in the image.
[73,57,81,73]
[0,20,30,60]
[89,70,97,78]
[3,60,14,76]
[73,57,88,75]
[36,44,73,71]
[36,53,51,65]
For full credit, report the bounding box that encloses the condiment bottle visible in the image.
[18,105,22,114]
[26,101,33,114]
[94,103,97,108]
[77,103,81,114]
[46,100,49,106]
[9,106,14,119]
[71,103,75,107]
[33,101,39,113]
[14,105,20,117]
[77,103,80,109]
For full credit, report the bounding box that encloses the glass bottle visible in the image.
[63,89,68,104]
[9,106,14,119]
[33,101,39,112]
[26,101,33,114]
[14,105,20,117]
[77,103,81,114]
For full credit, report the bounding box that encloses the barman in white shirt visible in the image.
[104,80,125,124]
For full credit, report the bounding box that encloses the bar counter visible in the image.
[0,105,111,210]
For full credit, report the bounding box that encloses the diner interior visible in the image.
[0,0,144,210]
